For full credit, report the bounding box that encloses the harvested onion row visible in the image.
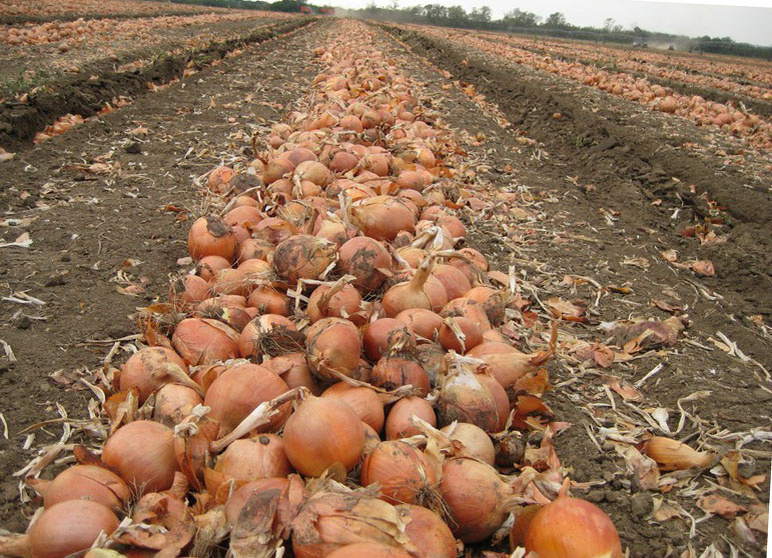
[0,20,630,558]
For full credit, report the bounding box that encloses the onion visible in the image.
[153,384,203,426]
[26,465,129,510]
[283,394,364,476]
[440,423,495,465]
[295,160,333,186]
[523,497,623,558]
[16,500,120,558]
[395,308,442,340]
[396,505,456,558]
[466,286,507,326]
[102,420,178,493]
[330,151,359,172]
[238,314,301,359]
[327,543,411,558]
[265,352,321,394]
[321,382,384,432]
[216,434,292,483]
[440,457,513,543]
[385,396,436,440]
[207,166,235,193]
[307,282,363,323]
[253,217,297,246]
[363,318,415,362]
[188,216,236,262]
[172,318,240,366]
[264,157,295,184]
[272,234,338,285]
[337,236,392,293]
[437,358,499,432]
[476,373,510,431]
[291,491,411,558]
[431,264,471,300]
[224,477,290,526]
[238,238,276,264]
[248,286,290,316]
[212,267,248,296]
[170,274,211,306]
[415,343,445,387]
[204,363,290,437]
[438,316,483,353]
[382,258,447,317]
[195,255,231,282]
[371,356,430,396]
[361,441,437,504]
[441,297,491,331]
[314,215,357,247]
[351,196,415,241]
[224,205,263,231]
[119,347,191,403]
[306,317,362,380]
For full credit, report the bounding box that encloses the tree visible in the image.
[544,12,567,28]
[470,6,491,24]
[503,8,540,27]
[446,5,467,25]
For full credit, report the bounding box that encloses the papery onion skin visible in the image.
[385,396,436,440]
[102,420,178,494]
[204,363,290,437]
[523,497,623,558]
[283,396,365,477]
[28,465,130,510]
[360,441,437,505]
[371,356,430,396]
[224,477,290,526]
[272,234,338,285]
[363,319,415,362]
[397,504,457,558]
[326,543,411,558]
[119,346,189,403]
[27,500,120,558]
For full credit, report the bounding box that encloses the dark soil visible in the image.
[0,17,313,149]
[380,24,770,556]
[0,18,321,531]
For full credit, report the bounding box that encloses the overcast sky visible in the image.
[335,0,772,46]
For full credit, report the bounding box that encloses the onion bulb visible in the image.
[321,382,384,432]
[102,420,178,494]
[26,465,129,510]
[306,317,362,381]
[172,318,239,366]
[395,308,442,340]
[397,504,456,558]
[382,258,447,317]
[523,497,623,558]
[152,383,203,426]
[440,422,495,465]
[385,396,436,440]
[215,434,292,482]
[272,234,338,285]
[307,281,363,324]
[360,441,437,505]
[119,346,190,403]
[337,236,392,293]
[188,216,236,262]
[371,356,430,396]
[437,358,499,433]
[363,318,415,362]
[351,196,415,241]
[327,543,411,558]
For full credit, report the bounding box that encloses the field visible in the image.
[0,5,770,558]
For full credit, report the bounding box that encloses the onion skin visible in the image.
[360,441,437,505]
[440,422,495,465]
[306,317,362,380]
[119,346,189,403]
[382,262,448,317]
[265,352,321,394]
[238,314,300,359]
[27,465,129,510]
[321,383,384,432]
[351,196,415,242]
[195,255,231,282]
[27,500,119,558]
[248,286,291,316]
[371,356,430,396]
[172,318,239,366]
[272,234,338,285]
[397,505,456,558]
[337,237,391,293]
[307,283,363,323]
[438,366,499,433]
[204,363,290,437]
[395,308,443,340]
[216,434,292,482]
[224,477,290,526]
[326,543,411,558]
[152,384,203,426]
[363,318,415,362]
[283,395,365,477]
[440,457,512,543]
[438,316,483,354]
[385,396,436,440]
[102,420,178,494]
[188,216,236,262]
[523,497,623,558]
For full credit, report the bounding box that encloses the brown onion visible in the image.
[170,274,211,306]
[395,308,443,340]
[283,395,365,476]
[438,316,483,354]
[195,255,231,282]
[371,356,430,396]
[363,318,415,362]
[102,420,178,494]
[272,234,338,285]
[224,477,290,526]
[476,373,510,431]
[440,457,513,543]
[322,382,384,432]
[437,360,499,433]
[523,497,623,558]
[119,346,190,403]
[238,314,300,359]
[440,422,495,465]
[397,504,456,558]
[385,397,436,440]
[432,264,471,300]
[172,318,240,366]
[306,317,362,380]
[265,352,321,394]
[351,196,415,241]
[466,286,507,326]
[337,236,392,293]
[382,259,448,317]
[188,216,236,262]
[248,286,290,316]
[361,441,437,505]
[153,384,203,426]
[216,434,292,482]
[26,465,129,510]
[307,282,363,323]
[204,363,290,437]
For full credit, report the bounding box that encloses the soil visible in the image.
[0,17,312,149]
[0,17,769,557]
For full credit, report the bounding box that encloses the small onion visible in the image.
[102,420,178,494]
[26,465,130,510]
[195,255,231,282]
[26,500,119,558]
[119,346,189,403]
[306,317,362,380]
[188,216,236,262]
[283,395,365,476]
[440,422,495,465]
[337,236,392,293]
[397,504,456,558]
[272,234,338,285]
[523,497,623,558]
[216,434,292,482]
[321,382,385,432]
[371,356,430,396]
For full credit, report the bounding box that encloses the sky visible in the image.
[333,0,772,46]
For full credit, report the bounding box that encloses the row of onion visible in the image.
[0,20,624,558]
